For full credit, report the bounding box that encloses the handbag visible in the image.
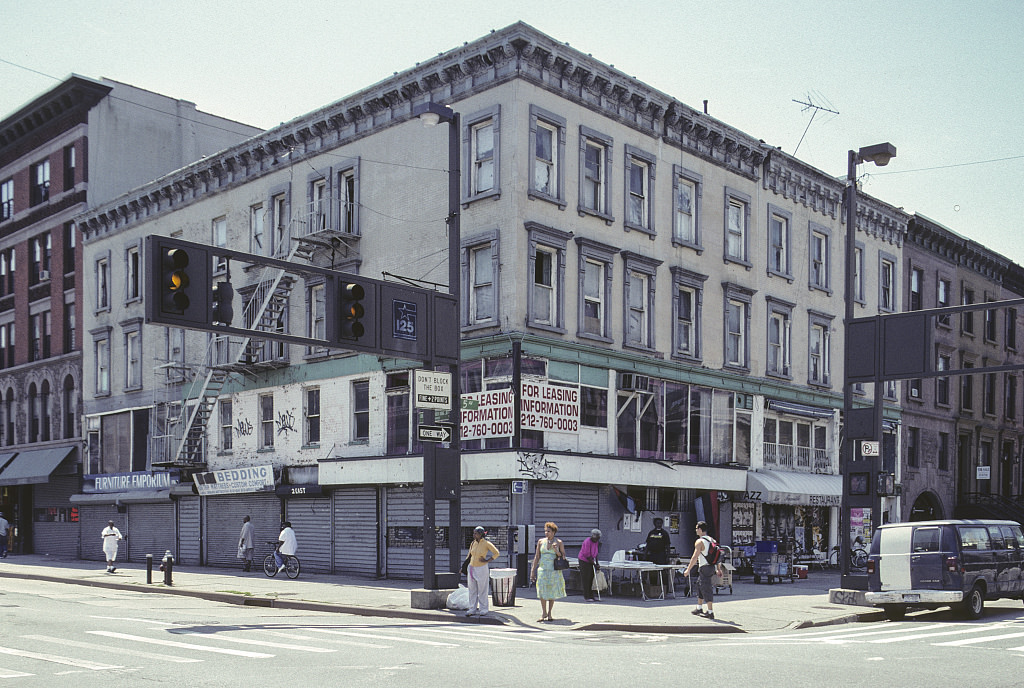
[593,569,608,592]
[553,556,570,571]
[460,555,472,575]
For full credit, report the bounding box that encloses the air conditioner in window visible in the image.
[38,269,50,281]
[910,387,921,399]
[618,373,650,392]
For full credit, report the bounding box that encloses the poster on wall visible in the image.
[732,503,755,546]
[849,507,873,550]
[669,513,680,534]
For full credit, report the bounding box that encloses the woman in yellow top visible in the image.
[531,521,567,622]
[466,526,500,616]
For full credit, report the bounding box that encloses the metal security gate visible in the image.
[127,503,176,562]
[177,496,201,565]
[285,497,332,573]
[78,504,125,563]
[534,484,600,548]
[461,483,511,567]
[204,493,281,568]
[31,475,79,557]
[385,486,449,580]
[333,487,379,577]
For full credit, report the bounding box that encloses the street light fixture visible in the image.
[413,102,462,590]
[842,142,896,587]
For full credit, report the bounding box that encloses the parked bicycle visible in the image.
[828,545,868,570]
[263,540,301,579]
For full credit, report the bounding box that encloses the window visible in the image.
[305,388,320,445]
[63,376,75,439]
[463,230,498,328]
[526,223,570,332]
[124,328,141,390]
[808,313,833,386]
[212,217,227,274]
[580,386,608,428]
[63,145,76,189]
[909,377,922,400]
[937,277,952,326]
[528,106,565,206]
[3,388,13,446]
[0,179,12,221]
[879,254,896,311]
[766,298,793,378]
[30,233,51,284]
[219,399,233,452]
[29,384,38,443]
[306,282,326,355]
[576,238,615,341]
[125,244,140,301]
[624,146,655,234]
[724,190,750,264]
[767,206,791,279]
[809,225,830,291]
[938,431,950,471]
[386,372,423,455]
[884,379,897,401]
[907,427,919,468]
[673,167,702,249]
[470,119,495,195]
[961,358,975,412]
[271,193,288,257]
[578,126,613,221]
[260,394,274,449]
[671,267,706,362]
[95,335,110,395]
[961,285,975,335]
[0,322,13,369]
[984,300,997,343]
[984,372,997,415]
[64,223,75,275]
[337,166,358,234]
[909,267,924,311]
[30,311,50,361]
[310,177,328,231]
[853,244,865,303]
[622,252,662,351]
[1005,375,1018,421]
[96,255,110,311]
[250,203,265,255]
[1007,308,1018,350]
[30,159,50,206]
[723,284,754,370]
[0,248,12,297]
[936,352,951,406]
[352,380,369,442]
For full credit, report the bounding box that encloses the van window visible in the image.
[958,526,992,551]
[988,528,1005,550]
[1007,526,1024,549]
[912,527,940,553]
[1000,527,1020,549]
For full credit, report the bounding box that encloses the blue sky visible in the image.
[2,0,1021,262]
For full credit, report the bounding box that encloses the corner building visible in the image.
[76,23,908,577]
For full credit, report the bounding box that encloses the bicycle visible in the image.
[263,541,301,579]
[828,545,868,570]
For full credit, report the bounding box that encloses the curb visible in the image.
[578,622,745,634]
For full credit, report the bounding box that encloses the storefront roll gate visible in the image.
[534,484,600,547]
[78,504,126,563]
[284,497,332,573]
[333,487,379,577]
[126,502,176,562]
[176,496,201,566]
[204,493,281,567]
[31,475,80,557]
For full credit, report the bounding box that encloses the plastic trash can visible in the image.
[490,568,518,607]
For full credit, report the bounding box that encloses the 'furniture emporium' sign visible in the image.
[83,471,174,493]
[193,465,275,496]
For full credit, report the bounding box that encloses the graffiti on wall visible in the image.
[276,409,297,436]
[517,452,558,481]
[234,417,254,437]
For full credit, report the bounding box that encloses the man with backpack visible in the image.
[683,521,723,619]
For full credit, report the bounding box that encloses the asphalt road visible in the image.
[2,578,1023,687]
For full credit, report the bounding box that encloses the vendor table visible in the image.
[599,561,687,600]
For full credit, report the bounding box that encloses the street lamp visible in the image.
[413,102,462,589]
[842,142,896,587]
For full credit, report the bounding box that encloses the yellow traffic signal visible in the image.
[339,282,366,339]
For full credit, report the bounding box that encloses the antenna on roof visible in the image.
[792,93,839,156]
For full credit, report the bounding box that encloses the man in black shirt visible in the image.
[645,518,671,565]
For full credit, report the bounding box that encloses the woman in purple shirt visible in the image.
[578,529,602,601]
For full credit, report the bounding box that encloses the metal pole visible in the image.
[841,149,858,584]
[447,112,462,577]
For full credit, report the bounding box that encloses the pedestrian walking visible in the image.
[274,521,297,573]
[578,529,601,601]
[683,520,723,620]
[0,512,10,558]
[465,526,500,617]
[238,515,255,572]
[530,521,567,622]
[101,520,123,573]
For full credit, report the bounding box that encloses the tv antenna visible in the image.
[793,93,839,156]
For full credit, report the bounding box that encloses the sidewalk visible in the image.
[0,554,882,633]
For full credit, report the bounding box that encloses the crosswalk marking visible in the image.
[0,645,123,671]
[86,631,274,658]
[935,630,1024,647]
[90,615,181,628]
[22,634,202,663]
[0,667,34,678]
[262,631,391,649]
[414,628,547,644]
[401,628,502,644]
[868,625,1013,643]
[302,628,458,647]
[176,632,335,653]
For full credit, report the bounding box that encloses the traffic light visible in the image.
[339,281,366,340]
[211,281,234,326]
[145,236,210,328]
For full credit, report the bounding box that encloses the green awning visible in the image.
[0,447,75,486]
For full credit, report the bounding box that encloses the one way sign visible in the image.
[418,424,453,443]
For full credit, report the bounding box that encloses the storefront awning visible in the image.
[766,400,836,420]
[0,447,74,486]
[70,489,172,504]
[746,470,842,507]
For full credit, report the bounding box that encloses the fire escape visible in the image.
[151,194,359,468]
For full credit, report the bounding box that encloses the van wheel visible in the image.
[883,605,907,621]
[959,585,985,619]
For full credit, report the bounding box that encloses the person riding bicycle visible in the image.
[275,521,297,573]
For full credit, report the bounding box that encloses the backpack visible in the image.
[703,536,722,566]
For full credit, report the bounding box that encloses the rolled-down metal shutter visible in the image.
[333,487,379,577]
[385,486,449,580]
[78,504,126,563]
[460,483,511,567]
[177,496,202,566]
[205,493,281,567]
[534,483,600,554]
[285,497,332,573]
[127,502,176,562]
[31,475,80,557]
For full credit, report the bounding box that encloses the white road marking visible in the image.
[936,631,1024,647]
[399,629,501,644]
[418,628,547,644]
[86,631,273,658]
[0,645,123,670]
[176,632,335,652]
[22,634,202,663]
[89,615,182,628]
[0,667,34,678]
[262,631,390,649]
[302,628,458,647]
[869,624,1013,643]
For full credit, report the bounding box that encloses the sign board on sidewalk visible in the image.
[414,369,452,410]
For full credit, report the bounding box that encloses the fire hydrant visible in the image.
[161,550,174,586]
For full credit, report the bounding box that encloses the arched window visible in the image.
[63,375,75,439]
[40,380,51,442]
[28,383,38,443]
[4,388,13,446]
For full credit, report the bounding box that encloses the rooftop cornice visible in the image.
[908,214,1024,288]
[0,75,112,152]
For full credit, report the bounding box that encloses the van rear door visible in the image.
[879,525,913,591]
[909,526,944,589]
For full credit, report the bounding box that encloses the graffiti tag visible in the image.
[517,452,558,481]
[234,417,254,437]
[276,409,297,436]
